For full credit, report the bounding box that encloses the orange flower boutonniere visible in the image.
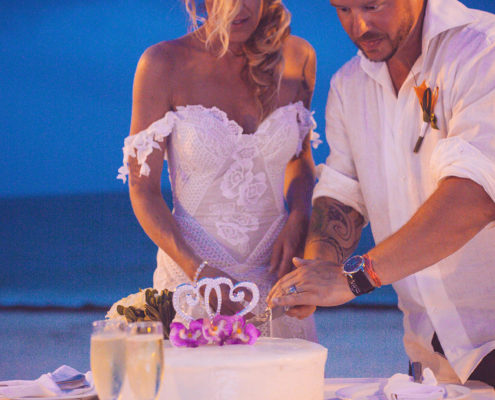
[413,80,439,153]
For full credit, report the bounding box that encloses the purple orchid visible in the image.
[225,315,260,345]
[169,315,260,347]
[169,319,207,348]
[202,315,234,345]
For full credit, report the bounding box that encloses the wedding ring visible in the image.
[287,284,298,295]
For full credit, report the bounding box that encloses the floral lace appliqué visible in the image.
[220,146,267,207]
[215,212,259,250]
[216,147,267,249]
[220,159,255,200]
[237,173,267,206]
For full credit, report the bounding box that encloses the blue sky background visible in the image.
[2,0,495,198]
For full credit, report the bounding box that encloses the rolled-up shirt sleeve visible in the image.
[313,74,369,221]
[430,41,495,206]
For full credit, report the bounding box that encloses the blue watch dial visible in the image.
[343,255,365,274]
[342,255,374,296]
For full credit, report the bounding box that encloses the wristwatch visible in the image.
[342,255,375,296]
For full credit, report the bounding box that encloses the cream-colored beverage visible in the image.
[91,334,126,400]
[126,334,164,400]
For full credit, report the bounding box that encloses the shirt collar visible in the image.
[358,0,476,85]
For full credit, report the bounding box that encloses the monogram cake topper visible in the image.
[172,277,260,323]
[170,278,261,347]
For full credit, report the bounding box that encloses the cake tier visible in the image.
[160,337,327,400]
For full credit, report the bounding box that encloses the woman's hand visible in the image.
[267,257,355,317]
[269,211,309,279]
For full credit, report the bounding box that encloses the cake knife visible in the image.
[411,361,423,383]
[245,306,287,327]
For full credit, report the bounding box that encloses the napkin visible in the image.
[383,368,446,400]
[0,365,94,398]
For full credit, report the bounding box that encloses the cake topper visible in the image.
[172,277,260,322]
[170,277,261,347]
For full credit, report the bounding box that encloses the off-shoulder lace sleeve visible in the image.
[294,101,321,157]
[117,111,177,183]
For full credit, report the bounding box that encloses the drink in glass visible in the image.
[126,321,164,400]
[90,319,126,400]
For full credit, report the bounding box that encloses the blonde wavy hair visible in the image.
[184,0,291,119]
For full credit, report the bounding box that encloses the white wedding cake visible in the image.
[159,337,327,400]
[118,278,328,400]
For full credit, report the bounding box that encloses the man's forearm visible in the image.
[304,197,365,263]
[369,177,495,285]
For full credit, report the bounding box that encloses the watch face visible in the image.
[343,256,365,274]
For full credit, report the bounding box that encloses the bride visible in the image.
[117,0,319,340]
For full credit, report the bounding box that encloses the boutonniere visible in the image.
[413,80,439,153]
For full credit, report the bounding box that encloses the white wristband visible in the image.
[193,261,208,285]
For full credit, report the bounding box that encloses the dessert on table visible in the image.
[114,277,328,400]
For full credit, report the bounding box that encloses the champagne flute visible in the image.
[90,319,127,400]
[126,321,164,400]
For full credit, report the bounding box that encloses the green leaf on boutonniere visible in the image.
[430,114,439,130]
[413,81,440,153]
[415,81,440,130]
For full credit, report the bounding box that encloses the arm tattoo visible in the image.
[307,199,365,263]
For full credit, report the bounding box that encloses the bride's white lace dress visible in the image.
[118,102,320,340]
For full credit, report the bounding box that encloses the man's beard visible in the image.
[355,16,414,62]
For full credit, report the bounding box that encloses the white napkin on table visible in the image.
[0,365,94,398]
[383,368,446,400]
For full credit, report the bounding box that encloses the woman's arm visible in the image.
[127,45,203,280]
[269,39,317,279]
[128,44,231,285]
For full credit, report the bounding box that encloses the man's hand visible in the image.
[267,257,355,315]
[269,211,309,279]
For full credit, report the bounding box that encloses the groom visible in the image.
[269,0,495,386]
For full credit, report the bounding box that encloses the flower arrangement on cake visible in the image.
[107,277,261,346]
[170,314,259,347]
[106,288,176,339]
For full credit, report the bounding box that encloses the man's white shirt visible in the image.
[314,0,495,383]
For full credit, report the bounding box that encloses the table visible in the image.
[324,378,495,400]
[2,377,491,400]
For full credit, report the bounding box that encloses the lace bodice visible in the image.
[118,102,318,265]
[118,102,319,339]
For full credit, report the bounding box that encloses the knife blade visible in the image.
[411,361,423,383]
[245,306,287,328]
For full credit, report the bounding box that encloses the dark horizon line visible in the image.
[0,188,172,202]
[0,302,399,313]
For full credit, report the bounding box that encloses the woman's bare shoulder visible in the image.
[283,35,316,65]
[281,35,316,105]
[136,34,198,79]
[130,34,202,126]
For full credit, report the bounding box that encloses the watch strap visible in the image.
[343,255,375,296]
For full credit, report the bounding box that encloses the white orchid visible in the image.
[106,289,148,320]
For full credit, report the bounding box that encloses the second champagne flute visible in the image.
[126,321,164,400]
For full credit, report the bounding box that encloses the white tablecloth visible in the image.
[324,378,495,400]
